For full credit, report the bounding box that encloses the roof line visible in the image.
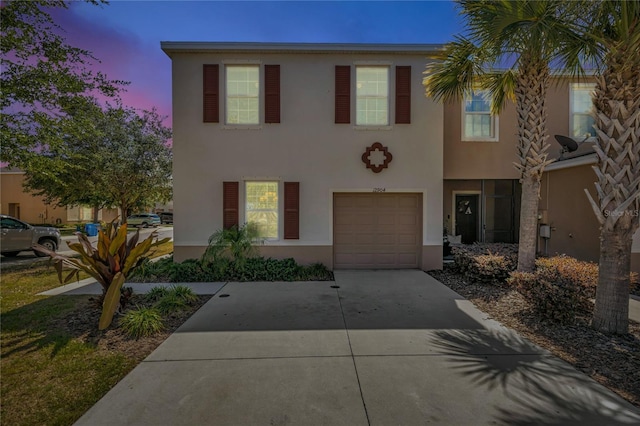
[160,41,445,56]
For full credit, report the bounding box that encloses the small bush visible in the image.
[535,255,598,298]
[130,255,333,282]
[453,243,518,285]
[510,266,591,324]
[120,307,164,339]
[155,293,188,314]
[145,286,169,303]
[167,285,198,304]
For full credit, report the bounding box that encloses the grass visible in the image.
[0,241,174,426]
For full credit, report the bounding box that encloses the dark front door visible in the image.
[455,195,478,244]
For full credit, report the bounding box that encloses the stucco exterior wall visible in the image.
[168,48,443,269]
[443,78,595,180]
[540,164,601,262]
[0,172,66,224]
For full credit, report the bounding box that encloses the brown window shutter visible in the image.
[335,66,351,124]
[264,65,280,123]
[223,181,239,229]
[203,64,219,123]
[284,182,299,239]
[395,66,411,124]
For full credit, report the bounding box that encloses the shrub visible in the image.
[453,243,518,285]
[120,307,164,339]
[145,286,169,303]
[131,254,333,283]
[155,293,188,314]
[33,219,170,330]
[535,255,598,298]
[510,266,592,324]
[166,285,198,304]
[202,223,259,267]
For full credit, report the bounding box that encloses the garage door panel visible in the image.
[333,193,422,269]
[398,195,419,208]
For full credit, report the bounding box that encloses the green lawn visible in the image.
[0,241,174,425]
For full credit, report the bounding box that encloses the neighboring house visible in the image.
[162,42,444,270]
[163,42,639,272]
[0,168,118,225]
[443,78,640,272]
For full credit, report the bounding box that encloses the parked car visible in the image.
[126,213,161,228]
[159,212,173,224]
[0,214,62,257]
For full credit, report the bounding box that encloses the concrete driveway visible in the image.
[75,270,640,426]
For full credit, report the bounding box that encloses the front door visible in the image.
[455,195,478,244]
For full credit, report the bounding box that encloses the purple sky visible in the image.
[51,1,462,127]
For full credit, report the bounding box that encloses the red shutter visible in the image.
[223,182,239,229]
[265,65,280,123]
[203,64,219,123]
[335,66,351,124]
[395,66,411,124]
[284,182,299,239]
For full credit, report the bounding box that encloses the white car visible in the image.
[126,213,161,228]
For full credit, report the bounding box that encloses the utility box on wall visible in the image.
[540,224,551,239]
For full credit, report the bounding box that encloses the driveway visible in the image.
[75,270,640,425]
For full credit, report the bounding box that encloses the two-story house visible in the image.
[163,42,640,272]
[162,42,444,270]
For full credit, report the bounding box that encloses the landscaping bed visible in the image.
[429,260,640,407]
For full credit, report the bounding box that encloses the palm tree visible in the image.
[424,0,595,272]
[583,0,640,334]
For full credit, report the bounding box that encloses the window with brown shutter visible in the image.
[284,182,299,239]
[223,181,239,229]
[395,66,411,124]
[264,65,280,123]
[203,64,219,123]
[335,66,351,124]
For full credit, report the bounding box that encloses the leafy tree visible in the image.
[0,0,124,167]
[582,0,640,334]
[423,0,596,272]
[24,101,173,219]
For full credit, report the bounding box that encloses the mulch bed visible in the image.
[54,294,211,363]
[429,265,640,408]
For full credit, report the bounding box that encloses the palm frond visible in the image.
[423,36,486,103]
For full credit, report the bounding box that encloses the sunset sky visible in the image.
[50,0,462,127]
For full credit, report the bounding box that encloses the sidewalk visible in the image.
[73,270,640,425]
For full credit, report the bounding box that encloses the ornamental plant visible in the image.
[33,219,170,330]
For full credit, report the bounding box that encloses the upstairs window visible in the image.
[356,66,389,126]
[462,89,498,141]
[570,83,596,139]
[226,65,260,125]
[245,181,278,239]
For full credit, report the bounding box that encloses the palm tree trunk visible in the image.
[586,44,640,334]
[518,175,541,272]
[514,56,551,272]
[592,226,632,333]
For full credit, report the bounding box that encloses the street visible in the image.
[0,225,173,268]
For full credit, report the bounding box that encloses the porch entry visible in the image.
[455,195,478,244]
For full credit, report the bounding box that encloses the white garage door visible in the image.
[333,193,422,269]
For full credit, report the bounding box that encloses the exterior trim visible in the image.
[545,154,597,171]
[395,66,411,124]
[335,66,351,124]
[264,65,281,124]
[283,182,300,240]
[223,181,239,229]
[162,42,444,56]
[203,64,219,123]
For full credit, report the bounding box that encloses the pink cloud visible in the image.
[48,5,172,127]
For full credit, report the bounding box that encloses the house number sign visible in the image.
[362,142,392,173]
